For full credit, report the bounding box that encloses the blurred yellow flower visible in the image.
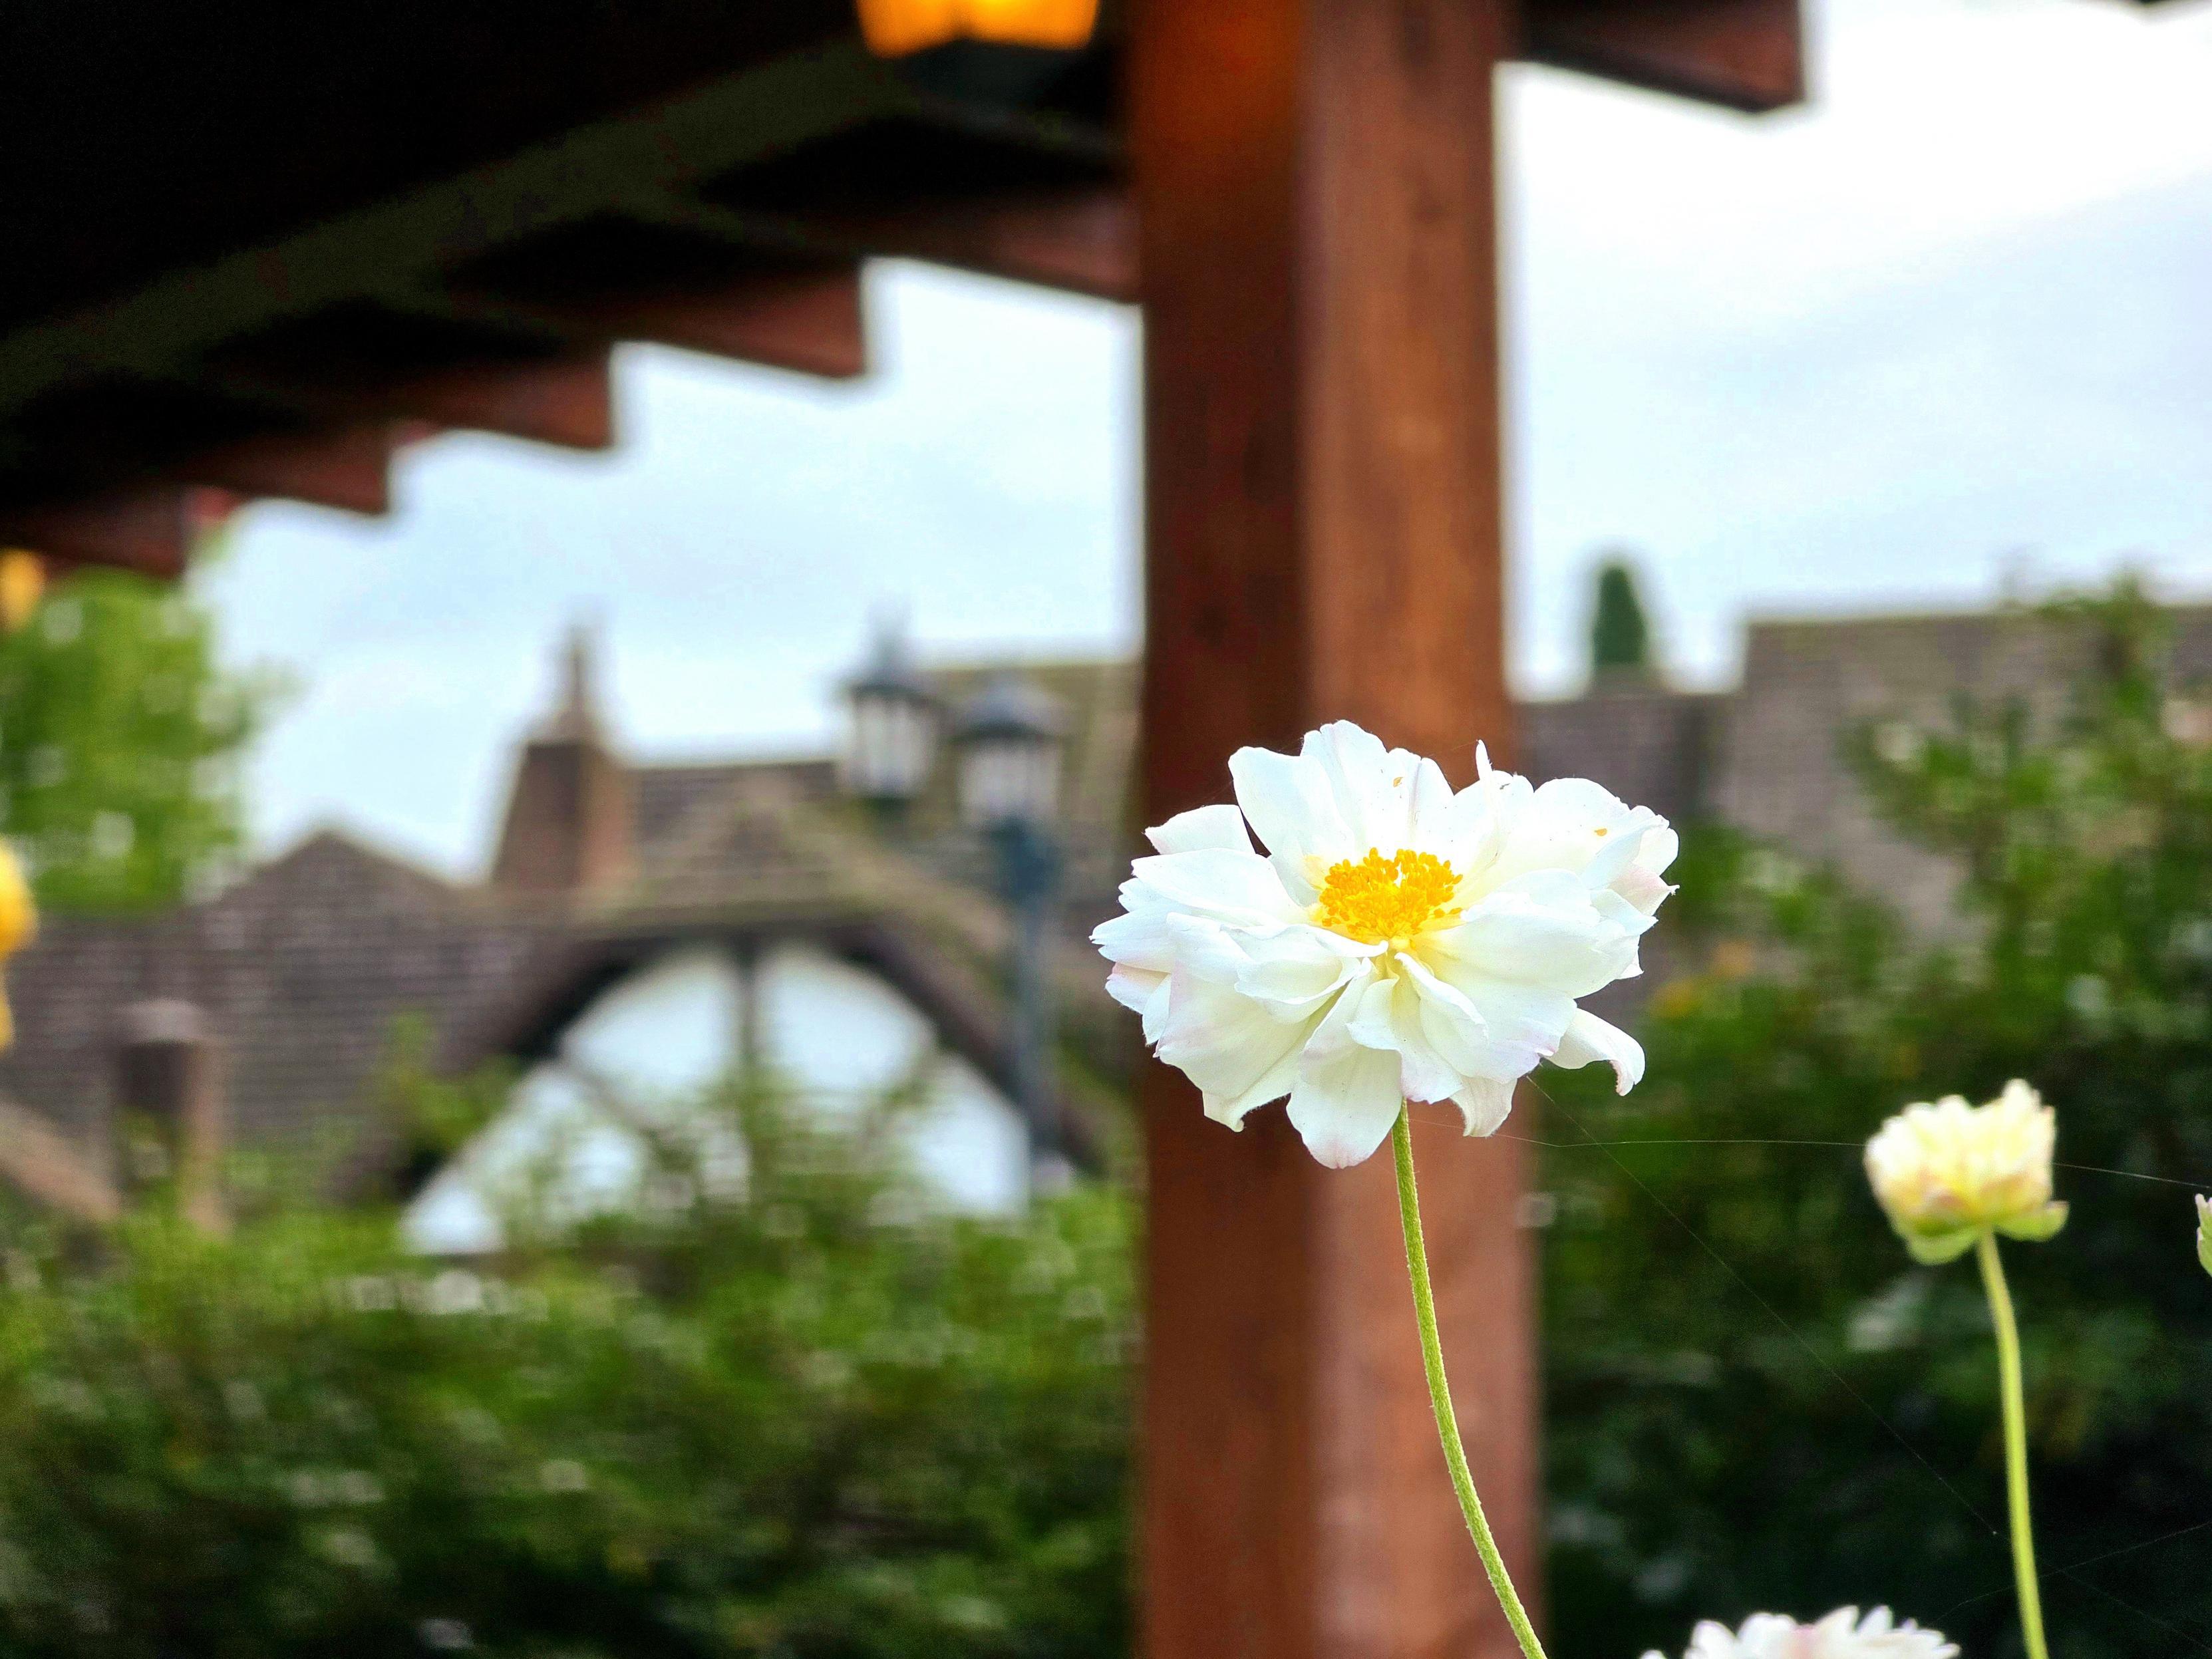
[2197,1194,2210,1280]
[0,839,35,1050]
[0,550,43,631]
[1864,1080,2068,1265]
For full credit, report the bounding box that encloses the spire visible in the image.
[541,620,604,742]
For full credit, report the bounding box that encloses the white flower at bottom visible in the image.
[1641,1606,1957,1659]
[1864,1080,2068,1265]
[1093,720,1673,1167]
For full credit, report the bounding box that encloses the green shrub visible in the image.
[0,1084,1132,1658]
[1542,585,2212,1657]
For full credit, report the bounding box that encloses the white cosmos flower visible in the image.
[1092,721,1674,1167]
[1641,1606,1957,1659]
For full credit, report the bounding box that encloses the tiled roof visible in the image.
[1718,603,2212,928]
[0,830,544,1190]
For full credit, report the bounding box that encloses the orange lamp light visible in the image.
[856,0,1098,56]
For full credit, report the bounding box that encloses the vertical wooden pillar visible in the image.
[1133,1,1534,1657]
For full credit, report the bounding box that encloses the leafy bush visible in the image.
[1542,586,2212,1657]
[0,562,270,913]
[0,1084,1131,1658]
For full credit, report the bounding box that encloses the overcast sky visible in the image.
[204,0,2212,876]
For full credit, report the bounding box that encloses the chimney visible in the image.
[115,998,226,1231]
[491,625,636,895]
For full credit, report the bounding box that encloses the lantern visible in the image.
[954,673,1065,831]
[842,623,940,813]
[856,0,1099,57]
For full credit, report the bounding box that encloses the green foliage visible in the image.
[1542,583,2212,1657]
[0,1083,1132,1658]
[1591,558,1653,676]
[0,563,269,913]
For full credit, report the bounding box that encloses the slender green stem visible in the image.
[1391,1108,1548,1659]
[1975,1231,2050,1659]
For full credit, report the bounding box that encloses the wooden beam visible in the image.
[809,186,1137,302]
[383,354,616,449]
[1135,0,1533,1655]
[222,349,617,452]
[480,266,869,380]
[182,424,398,516]
[0,488,199,579]
[1520,0,1804,113]
[0,45,905,422]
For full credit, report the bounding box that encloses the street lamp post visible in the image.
[953,673,1070,1187]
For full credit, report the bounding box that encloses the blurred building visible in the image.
[4,585,2207,1235]
[0,628,1138,1243]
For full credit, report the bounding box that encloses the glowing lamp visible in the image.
[856,0,1099,56]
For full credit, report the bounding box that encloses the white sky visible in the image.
[206,0,2212,875]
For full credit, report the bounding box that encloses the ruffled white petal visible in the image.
[1394,953,1494,1078]
[1146,802,1255,857]
[1305,721,1409,851]
[1233,925,1377,1012]
[1129,848,1302,927]
[1287,988,1407,1168]
[1092,880,1176,973]
[1202,1041,1306,1130]
[1343,972,1464,1103]
[1414,963,1577,1078]
[1551,1008,1645,1094]
[1450,1075,1516,1137]
[1432,871,1641,999]
[1229,744,1352,904]
[1156,969,1319,1107]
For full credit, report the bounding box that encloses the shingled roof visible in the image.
[0,830,543,1197]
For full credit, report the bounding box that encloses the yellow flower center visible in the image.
[1315,849,1462,945]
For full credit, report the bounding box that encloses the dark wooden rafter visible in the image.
[0,43,913,554]
[0,488,204,581]
[1520,0,1803,113]
[186,423,402,518]
[0,1,1804,573]
[0,41,1140,561]
[208,307,619,452]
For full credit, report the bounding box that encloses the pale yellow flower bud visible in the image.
[2197,1195,2211,1281]
[1864,1080,2068,1265]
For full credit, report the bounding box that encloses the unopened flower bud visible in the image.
[1865,1081,2067,1266]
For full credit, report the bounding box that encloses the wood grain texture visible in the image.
[1133,0,1536,1654]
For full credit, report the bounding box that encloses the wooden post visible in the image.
[1132,1,1534,1657]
